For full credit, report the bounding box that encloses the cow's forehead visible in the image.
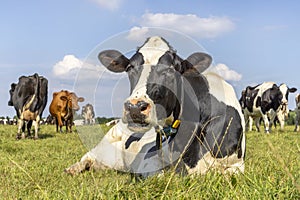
[138,36,171,65]
[279,84,288,94]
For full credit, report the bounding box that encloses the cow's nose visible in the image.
[124,100,150,122]
[124,100,149,113]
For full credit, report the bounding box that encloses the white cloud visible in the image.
[210,64,242,81]
[90,0,122,11]
[137,13,235,39]
[52,54,124,81]
[127,26,150,41]
[53,55,82,77]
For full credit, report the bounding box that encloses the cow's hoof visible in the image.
[64,162,84,176]
[15,134,21,140]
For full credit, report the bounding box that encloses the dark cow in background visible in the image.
[66,36,245,177]
[45,114,56,125]
[294,94,300,132]
[49,90,84,133]
[240,82,296,133]
[8,73,48,139]
[81,103,95,125]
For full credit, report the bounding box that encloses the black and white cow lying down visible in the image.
[65,36,246,177]
[240,82,296,133]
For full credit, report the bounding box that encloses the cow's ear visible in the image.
[60,96,68,101]
[289,87,297,93]
[98,50,129,73]
[53,92,58,98]
[182,52,212,75]
[78,97,85,102]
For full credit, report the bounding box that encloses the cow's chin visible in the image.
[127,123,152,133]
[126,122,152,133]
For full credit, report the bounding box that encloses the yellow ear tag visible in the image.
[172,120,181,129]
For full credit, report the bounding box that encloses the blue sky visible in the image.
[1,0,300,118]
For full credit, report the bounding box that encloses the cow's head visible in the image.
[8,83,17,106]
[60,91,85,111]
[278,84,297,115]
[98,36,212,132]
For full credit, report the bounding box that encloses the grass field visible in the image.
[0,124,299,199]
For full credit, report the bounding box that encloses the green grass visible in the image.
[0,124,299,199]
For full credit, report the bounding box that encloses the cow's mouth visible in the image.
[127,122,151,132]
[124,115,152,132]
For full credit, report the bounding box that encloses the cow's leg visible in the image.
[244,114,250,132]
[276,112,285,131]
[65,152,108,175]
[262,115,270,133]
[27,120,33,138]
[56,114,64,133]
[248,116,253,131]
[17,119,25,139]
[254,117,261,132]
[294,113,300,132]
[34,116,40,139]
[68,118,73,133]
[55,117,59,132]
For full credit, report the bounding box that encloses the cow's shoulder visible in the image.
[202,72,241,111]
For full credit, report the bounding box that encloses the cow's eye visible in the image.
[126,65,133,72]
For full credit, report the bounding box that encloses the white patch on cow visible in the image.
[81,121,157,172]
[138,36,170,65]
[131,36,170,99]
[203,72,245,129]
[279,84,288,104]
[186,152,244,175]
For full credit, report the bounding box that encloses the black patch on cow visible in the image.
[9,73,48,118]
[179,74,244,168]
[145,52,182,121]
[125,132,144,149]
[246,89,259,113]
[126,52,145,94]
[256,96,262,108]
[260,85,282,114]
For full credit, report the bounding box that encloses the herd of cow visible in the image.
[7,74,95,139]
[5,36,300,177]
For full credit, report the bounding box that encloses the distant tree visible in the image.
[95,117,117,124]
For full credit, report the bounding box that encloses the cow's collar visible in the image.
[155,119,181,149]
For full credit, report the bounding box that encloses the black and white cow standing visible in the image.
[65,36,245,176]
[8,73,48,139]
[81,103,95,125]
[240,82,296,133]
[294,94,300,132]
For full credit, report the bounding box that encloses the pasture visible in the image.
[0,124,299,199]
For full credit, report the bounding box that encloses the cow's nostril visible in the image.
[124,101,133,111]
[138,101,149,112]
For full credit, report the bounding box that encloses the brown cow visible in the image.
[49,90,84,133]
